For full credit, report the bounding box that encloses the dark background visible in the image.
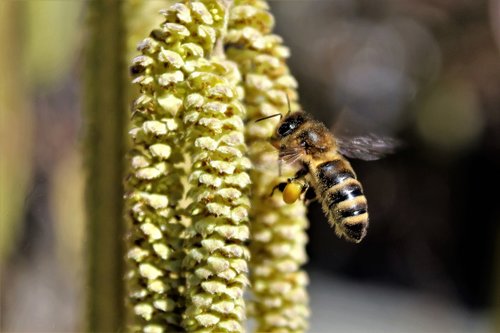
[271,0,500,313]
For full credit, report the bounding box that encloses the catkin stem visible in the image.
[84,0,127,331]
[213,0,233,58]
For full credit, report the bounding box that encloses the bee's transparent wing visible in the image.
[336,134,399,161]
[331,105,401,161]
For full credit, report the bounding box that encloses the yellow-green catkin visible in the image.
[126,2,215,331]
[181,58,251,332]
[226,0,310,332]
[124,0,173,62]
[125,1,249,332]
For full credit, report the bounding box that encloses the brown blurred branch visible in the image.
[83,0,127,331]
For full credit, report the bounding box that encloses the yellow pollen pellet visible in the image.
[283,183,302,204]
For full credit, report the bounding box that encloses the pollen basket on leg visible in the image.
[282,182,303,204]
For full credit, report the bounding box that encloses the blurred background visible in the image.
[1,0,499,332]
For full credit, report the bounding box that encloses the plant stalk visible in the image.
[84,0,127,331]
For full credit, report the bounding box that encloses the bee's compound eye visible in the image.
[283,183,302,204]
[278,122,294,137]
[277,113,307,137]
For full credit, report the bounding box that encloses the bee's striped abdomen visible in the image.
[315,159,369,242]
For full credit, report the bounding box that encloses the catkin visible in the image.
[226,0,310,331]
[181,58,251,333]
[126,0,309,332]
[125,1,234,331]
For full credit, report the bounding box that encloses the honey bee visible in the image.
[260,109,396,243]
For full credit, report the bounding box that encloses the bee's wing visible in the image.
[336,133,399,161]
[330,105,401,161]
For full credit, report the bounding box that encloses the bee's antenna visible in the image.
[285,93,292,116]
[255,113,283,123]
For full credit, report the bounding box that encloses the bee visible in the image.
[260,109,396,243]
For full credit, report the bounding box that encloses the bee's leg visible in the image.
[269,182,287,197]
[303,186,318,205]
[288,165,309,182]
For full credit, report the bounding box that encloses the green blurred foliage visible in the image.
[0,1,33,265]
[50,150,85,285]
[24,0,82,88]
[416,78,483,153]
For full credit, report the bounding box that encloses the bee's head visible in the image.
[271,111,310,148]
